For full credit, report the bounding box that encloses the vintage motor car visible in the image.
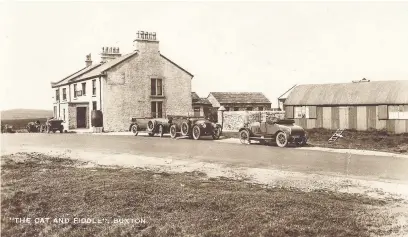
[26,120,44,133]
[45,119,64,133]
[238,116,307,147]
[169,116,222,140]
[129,117,171,137]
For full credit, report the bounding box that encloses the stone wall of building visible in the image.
[102,40,193,131]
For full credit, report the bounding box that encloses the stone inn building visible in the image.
[51,31,194,132]
[283,79,408,134]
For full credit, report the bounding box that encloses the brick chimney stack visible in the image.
[85,54,92,67]
[133,30,159,53]
[100,47,122,63]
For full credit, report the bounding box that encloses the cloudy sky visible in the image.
[1,1,408,110]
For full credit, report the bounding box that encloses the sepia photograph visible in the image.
[1,1,408,236]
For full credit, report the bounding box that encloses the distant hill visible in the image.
[1,109,53,120]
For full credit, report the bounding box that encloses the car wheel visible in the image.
[147,120,155,132]
[212,126,221,140]
[52,130,56,133]
[131,124,138,136]
[181,122,190,136]
[276,132,288,147]
[239,130,250,145]
[158,125,164,138]
[170,125,177,139]
[192,125,201,140]
[148,132,154,137]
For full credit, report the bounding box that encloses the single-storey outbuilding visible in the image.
[283,79,408,134]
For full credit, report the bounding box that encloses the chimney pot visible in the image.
[85,53,92,67]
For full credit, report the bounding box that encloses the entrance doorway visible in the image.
[76,107,87,128]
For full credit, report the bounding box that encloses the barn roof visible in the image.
[209,92,271,104]
[284,80,408,106]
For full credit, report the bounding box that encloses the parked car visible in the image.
[45,119,64,133]
[169,116,222,140]
[129,117,171,137]
[238,117,307,147]
[1,124,15,133]
[26,120,44,133]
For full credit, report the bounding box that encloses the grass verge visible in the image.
[1,152,406,237]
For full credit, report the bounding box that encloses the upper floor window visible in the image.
[151,78,163,96]
[74,84,77,98]
[62,88,67,100]
[92,80,96,96]
[55,89,60,101]
[82,82,86,96]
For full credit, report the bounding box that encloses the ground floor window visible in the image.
[151,101,163,118]
[63,109,66,121]
[247,107,253,111]
[388,105,408,119]
[234,107,239,111]
[258,107,263,111]
[53,106,57,118]
[294,106,309,118]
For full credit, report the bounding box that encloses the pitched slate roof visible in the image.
[192,92,211,105]
[284,80,408,106]
[191,92,200,100]
[52,51,193,88]
[209,92,271,104]
[52,51,138,87]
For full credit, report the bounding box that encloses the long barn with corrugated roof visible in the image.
[283,79,408,134]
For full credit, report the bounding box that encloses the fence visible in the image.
[218,110,286,132]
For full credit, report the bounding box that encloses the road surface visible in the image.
[2,133,408,182]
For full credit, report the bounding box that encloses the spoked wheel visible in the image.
[181,122,190,136]
[276,132,288,147]
[131,124,138,136]
[212,126,221,140]
[239,130,251,145]
[170,125,178,139]
[158,125,164,138]
[147,121,155,132]
[192,125,201,140]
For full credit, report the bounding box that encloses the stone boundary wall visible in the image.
[218,111,286,132]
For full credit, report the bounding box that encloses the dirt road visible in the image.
[2,133,408,182]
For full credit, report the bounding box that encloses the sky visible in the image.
[1,1,408,111]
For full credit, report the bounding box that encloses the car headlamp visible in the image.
[202,123,206,128]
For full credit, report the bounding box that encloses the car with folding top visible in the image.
[238,115,307,147]
[129,117,172,137]
[168,115,222,140]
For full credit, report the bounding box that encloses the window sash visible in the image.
[62,88,66,100]
[74,84,77,98]
[82,82,86,95]
[157,79,163,95]
[151,79,156,95]
[92,80,96,96]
